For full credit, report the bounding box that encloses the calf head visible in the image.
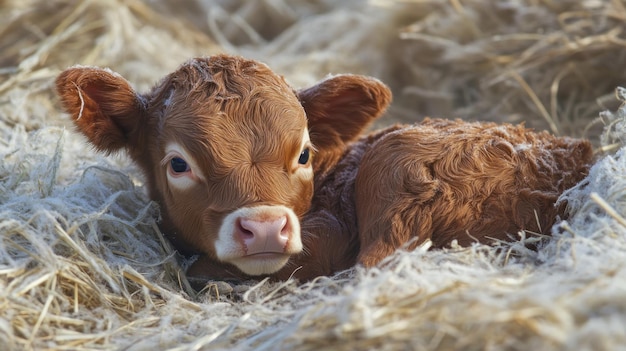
[56,54,391,276]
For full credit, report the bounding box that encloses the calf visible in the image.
[56,54,593,282]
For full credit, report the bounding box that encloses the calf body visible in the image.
[56,55,593,282]
[354,119,592,266]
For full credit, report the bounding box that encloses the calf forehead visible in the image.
[210,97,307,172]
[154,56,308,174]
[163,91,306,160]
[149,56,304,121]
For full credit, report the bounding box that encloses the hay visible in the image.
[2,0,626,350]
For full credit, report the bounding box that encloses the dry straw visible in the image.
[2,0,626,350]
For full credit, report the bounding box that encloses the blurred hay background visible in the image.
[2,0,626,350]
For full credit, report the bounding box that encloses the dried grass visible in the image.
[2,0,626,350]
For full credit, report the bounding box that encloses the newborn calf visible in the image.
[56,54,593,282]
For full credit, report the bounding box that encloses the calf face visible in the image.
[56,54,391,276]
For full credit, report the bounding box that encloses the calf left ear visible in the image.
[56,67,146,154]
[298,74,392,172]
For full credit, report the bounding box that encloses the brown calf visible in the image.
[56,54,593,282]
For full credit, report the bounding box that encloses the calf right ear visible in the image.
[298,74,392,173]
[56,67,145,153]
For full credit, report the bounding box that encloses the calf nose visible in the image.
[237,215,290,255]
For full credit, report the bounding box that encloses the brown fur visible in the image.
[56,55,593,283]
[354,119,592,266]
[263,120,592,280]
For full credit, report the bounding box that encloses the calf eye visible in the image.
[298,148,310,165]
[170,157,190,173]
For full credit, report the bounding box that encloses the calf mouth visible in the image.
[244,252,289,258]
[231,253,291,276]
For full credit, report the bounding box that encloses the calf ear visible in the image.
[298,74,392,172]
[56,67,145,153]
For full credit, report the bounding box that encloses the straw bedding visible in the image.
[2,0,626,350]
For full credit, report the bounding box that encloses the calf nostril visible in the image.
[238,218,255,239]
[279,217,290,239]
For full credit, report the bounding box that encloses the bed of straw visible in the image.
[2,1,626,350]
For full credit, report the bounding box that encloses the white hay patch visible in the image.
[3,0,626,350]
